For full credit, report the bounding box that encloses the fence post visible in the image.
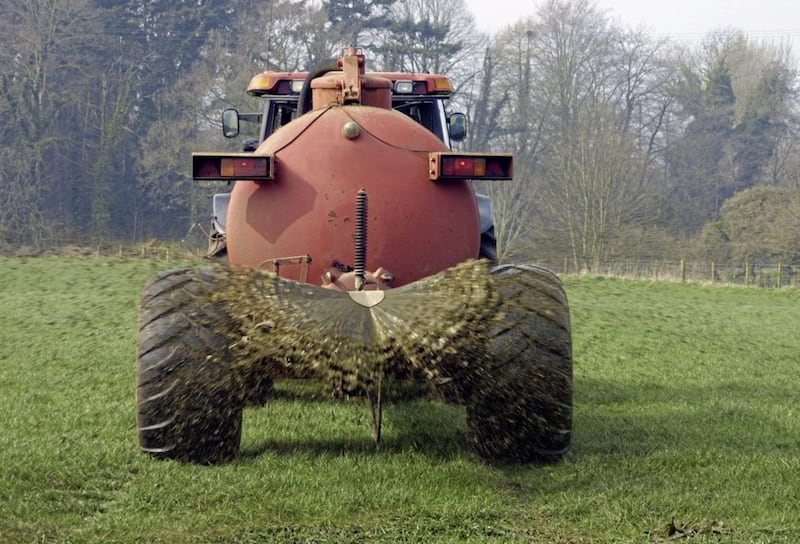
[710,262,716,284]
[778,261,783,289]
[680,259,686,282]
[745,258,750,286]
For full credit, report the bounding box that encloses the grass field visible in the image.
[1,257,798,543]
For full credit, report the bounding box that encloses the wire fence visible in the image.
[537,258,800,289]
[2,241,198,261]
[4,240,799,289]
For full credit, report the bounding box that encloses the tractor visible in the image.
[135,47,573,464]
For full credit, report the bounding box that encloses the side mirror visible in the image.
[222,109,240,138]
[448,112,467,142]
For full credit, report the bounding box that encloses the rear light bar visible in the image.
[426,77,453,93]
[428,152,513,181]
[192,153,273,181]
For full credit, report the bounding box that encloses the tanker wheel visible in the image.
[136,268,244,464]
[466,264,573,463]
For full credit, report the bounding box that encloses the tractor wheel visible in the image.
[466,264,573,463]
[136,268,243,464]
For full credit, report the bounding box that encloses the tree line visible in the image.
[2,0,799,269]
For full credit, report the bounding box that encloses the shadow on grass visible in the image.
[238,388,474,462]
[573,376,797,456]
[237,432,471,461]
[267,377,450,403]
[236,374,799,465]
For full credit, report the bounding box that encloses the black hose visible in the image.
[298,59,340,115]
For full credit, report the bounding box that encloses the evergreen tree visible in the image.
[323,0,396,47]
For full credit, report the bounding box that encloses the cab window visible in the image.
[394,100,443,140]
[265,101,298,138]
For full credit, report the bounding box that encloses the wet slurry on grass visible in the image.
[1,258,798,543]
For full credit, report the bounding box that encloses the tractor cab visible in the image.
[222,70,467,150]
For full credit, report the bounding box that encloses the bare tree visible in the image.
[539,105,648,269]
[466,0,675,268]
[375,0,482,74]
[0,0,105,245]
[471,24,550,262]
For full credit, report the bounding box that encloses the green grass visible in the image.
[1,258,798,543]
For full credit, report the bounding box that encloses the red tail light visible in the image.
[429,152,513,181]
[192,153,273,181]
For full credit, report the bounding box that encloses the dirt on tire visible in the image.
[465,264,573,463]
[136,268,243,464]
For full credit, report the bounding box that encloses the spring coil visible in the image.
[354,189,368,291]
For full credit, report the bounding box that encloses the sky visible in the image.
[464,0,800,51]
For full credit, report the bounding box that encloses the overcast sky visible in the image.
[464,0,800,50]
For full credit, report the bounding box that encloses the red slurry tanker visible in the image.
[136,47,573,464]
